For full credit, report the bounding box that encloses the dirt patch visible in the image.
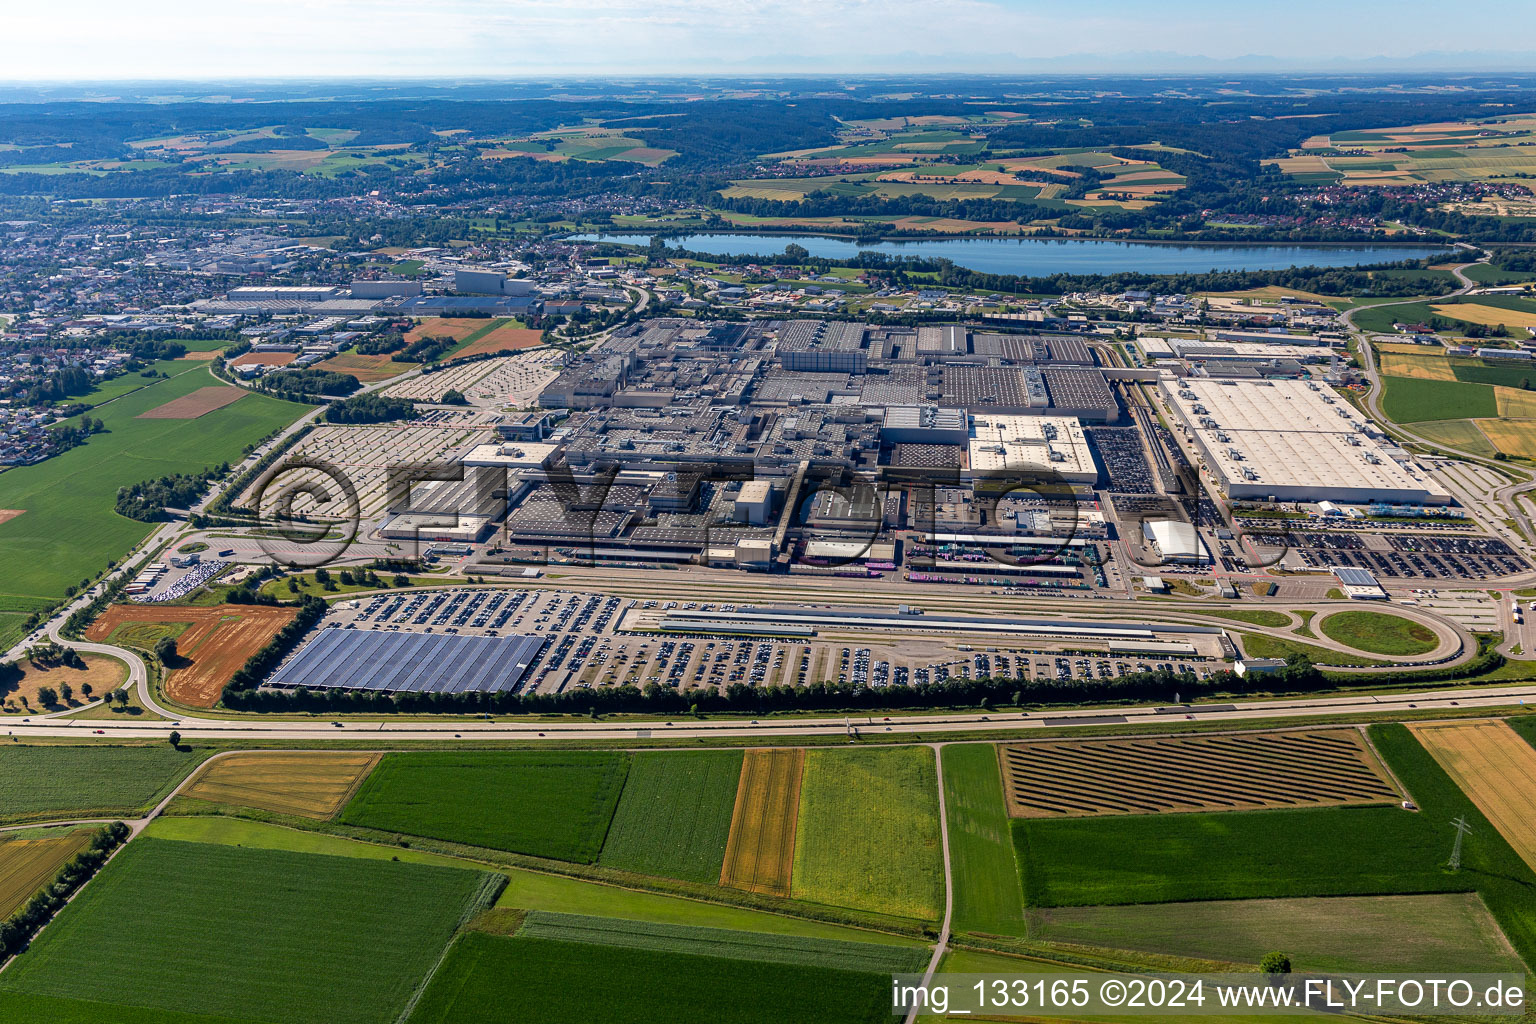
[452,325,543,359]
[181,751,382,818]
[0,509,23,526]
[1,654,128,713]
[1000,730,1398,818]
[231,351,297,368]
[403,318,488,345]
[720,748,803,896]
[312,351,413,383]
[176,351,219,361]
[87,604,296,708]
[137,386,246,420]
[1410,720,1536,870]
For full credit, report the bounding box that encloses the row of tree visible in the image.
[0,823,130,960]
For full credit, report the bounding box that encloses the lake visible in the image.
[570,232,1450,277]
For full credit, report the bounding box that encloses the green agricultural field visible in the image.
[1380,375,1497,423]
[792,746,943,921]
[340,750,629,862]
[144,816,923,946]
[0,745,207,824]
[0,839,501,1024]
[406,932,894,1024]
[1031,893,1522,974]
[1016,804,1469,908]
[599,750,742,883]
[1463,263,1536,286]
[1370,723,1536,967]
[0,364,308,604]
[513,911,928,973]
[0,993,262,1024]
[1451,358,1536,389]
[942,744,1027,936]
[1349,301,1442,334]
[1319,611,1438,655]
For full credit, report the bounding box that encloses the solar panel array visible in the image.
[1332,565,1379,587]
[268,628,545,694]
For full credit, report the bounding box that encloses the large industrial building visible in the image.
[1159,378,1451,504]
[967,414,1098,484]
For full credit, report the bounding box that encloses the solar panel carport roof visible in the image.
[268,628,546,694]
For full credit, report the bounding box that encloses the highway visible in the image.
[6,679,1534,743]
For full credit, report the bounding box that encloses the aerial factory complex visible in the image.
[2,68,1536,1024]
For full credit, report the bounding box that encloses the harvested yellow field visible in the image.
[1474,418,1536,459]
[0,830,94,917]
[1495,387,1536,418]
[180,751,382,818]
[1380,350,1457,381]
[719,748,804,896]
[1430,303,1536,329]
[1409,720,1536,870]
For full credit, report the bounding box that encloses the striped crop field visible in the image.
[1001,730,1399,818]
[719,749,804,896]
[179,751,382,818]
[1410,720,1536,870]
[0,829,95,917]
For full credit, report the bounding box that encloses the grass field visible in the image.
[0,828,94,917]
[792,747,943,921]
[1001,730,1398,818]
[599,750,741,883]
[1412,418,1499,457]
[1409,720,1536,870]
[720,748,804,896]
[0,839,500,1024]
[142,816,923,946]
[941,744,1027,937]
[178,751,381,818]
[1381,375,1498,422]
[0,745,206,824]
[1016,804,1469,907]
[1318,611,1439,655]
[513,911,928,973]
[406,932,894,1024]
[1031,892,1521,974]
[1378,348,1456,381]
[0,364,307,605]
[1476,417,1536,459]
[1371,723,1536,968]
[339,750,629,862]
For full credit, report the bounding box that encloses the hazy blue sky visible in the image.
[8,0,1536,79]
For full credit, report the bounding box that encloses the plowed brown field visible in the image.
[88,604,296,707]
[719,748,804,896]
[1410,720,1536,870]
[137,386,246,419]
[181,751,382,818]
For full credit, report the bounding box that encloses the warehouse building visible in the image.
[1159,379,1452,504]
[1142,519,1209,565]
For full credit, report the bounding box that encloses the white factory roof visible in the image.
[1159,379,1451,502]
[737,479,773,502]
[461,441,561,468]
[1138,338,1330,362]
[967,415,1094,478]
[1142,519,1206,562]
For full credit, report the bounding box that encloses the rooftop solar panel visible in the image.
[268,628,546,695]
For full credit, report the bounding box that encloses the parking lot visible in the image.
[315,587,1222,699]
[1253,530,1526,580]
